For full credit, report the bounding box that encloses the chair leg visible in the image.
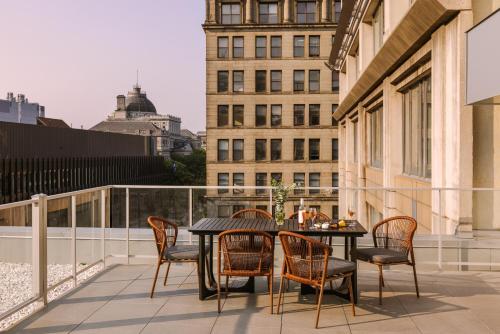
[205,256,213,286]
[315,286,319,304]
[217,272,222,313]
[163,261,171,286]
[378,265,383,305]
[269,272,274,314]
[225,275,229,294]
[150,259,162,298]
[315,283,326,329]
[412,263,420,298]
[348,276,355,316]
[381,270,385,287]
[277,274,285,314]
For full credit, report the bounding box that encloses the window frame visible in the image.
[293,36,305,57]
[217,71,229,93]
[309,172,321,194]
[294,70,305,92]
[309,138,320,160]
[294,104,305,126]
[232,105,244,127]
[233,172,244,194]
[218,173,229,194]
[296,1,317,23]
[270,139,282,161]
[271,104,282,127]
[256,173,267,195]
[309,70,320,92]
[294,139,305,160]
[233,70,244,92]
[255,139,267,161]
[271,36,282,58]
[309,104,320,126]
[232,36,244,58]
[255,36,267,58]
[255,70,267,92]
[217,139,229,161]
[309,35,320,57]
[270,70,282,92]
[255,105,267,127]
[221,3,242,24]
[217,105,229,127]
[259,2,279,24]
[217,37,229,58]
[233,139,244,161]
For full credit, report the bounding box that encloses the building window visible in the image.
[233,105,244,127]
[256,173,267,195]
[233,139,244,161]
[271,105,282,127]
[271,36,282,58]
[218,205,231,217]
[309,70,320,92]
[373,0,384,53]
[309,104,320,126]
[293,36,305,57]
[294,139,305,160]
[218,71,229,92]
[217,105,229,127]
[255,105,267,126]
[294,70,305,91]
[309,173,320,194]
[332,104,338,126]
[352,120,358,162]
[309,36,320,56]
[271,139,282,161]
[271,70,282,92]
[218,37,229,58]
[294,173,305,195]
[294,105,305,126]
[297,1,316,23]
[218,139,229,161]
[332,205,339,219]
[221,3,241,24]
[259,2,279,23]
[256,205,268,212]
[332,71,339,93]
[403,76,431,178]
[271,173,282,182]
[332,138,338,160]
[233,71,244,92]
[334,0,341,23]
[233,36,244,58]
[255,36,267,58]
[369,106,383,168]
[233,173,244,194]
[218,173,229,194]
[332,172,339,187]
[255,70,267,92]
[309,139,320,160]
[255,139,267,161]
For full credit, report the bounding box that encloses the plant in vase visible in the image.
[271,179,295,225]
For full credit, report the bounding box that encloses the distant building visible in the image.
[0,92,45,125]
[196,131,207,150]
[37,117,70,128]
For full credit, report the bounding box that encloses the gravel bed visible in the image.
[0,262,103,332]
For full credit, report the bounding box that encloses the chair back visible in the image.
[147,216,178,258]
[288,211,330,221]
[219,229,273,273]
[278,231,330,283]
[372,216,417,255]
[231,208,272,219]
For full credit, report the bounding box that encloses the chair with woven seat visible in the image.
[353,216,419,305]
[231,208,272,219]
[288,211,331,222]
[277,231,355,329]
[217,229,274,314]
[147,216,210,298]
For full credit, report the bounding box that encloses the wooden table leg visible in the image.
[350,236,358,304]
[209,235,215,285]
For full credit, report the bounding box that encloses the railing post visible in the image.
[71,195,77,287]
[438,189,443,270]
[125,187,130,265]
[189,187,193,245]
[101,189,106,267]
[32,194,47,305]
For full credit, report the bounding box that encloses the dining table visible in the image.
[188,217,367,303]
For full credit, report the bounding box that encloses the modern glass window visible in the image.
[403,76,431,178]
[352,121,358,162]
[255,105,267,126]
[233,139,244,161]
[309,104,320,125]
[233,173,244,194]
[332,71,339,93]
[294,70,305,91]
[256,173,267,195]
[309,173,320,194]
[218,173,229,194]
[309,36,320,56]
[255,36,267,58]
[255,139,267,161]
[309,70,320,92]
[332,104,338,126]
[294,139,305,160]
[218,37,229,58]
[309,139,320,160]
[334,0,342,23]
[217,139,229,161]
[233,105,244,126]
[271,70,282,92]
[217,105,229,127]
[373,0,384,53]
[271,36,282,58]
[259,2,279,23]
[271,139,282,161]
[369,106,383,168]
[293,36,305,57]
[221,3,241,24]
[294,173,305,195]
[233,71,244,92]
[233,36,244,58]
[271,105,282,127]
[297,1,316,23]
[255,70,267,92]
[218,71,229,92]
[294,105,305,126]
[332,138,338,160]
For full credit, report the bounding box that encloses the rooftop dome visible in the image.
[124,85,157,114]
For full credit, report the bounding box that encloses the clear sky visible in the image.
[0,0,206,132]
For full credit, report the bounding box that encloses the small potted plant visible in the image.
[271,179,295,225]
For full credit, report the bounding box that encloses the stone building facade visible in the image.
[0,92,45,125]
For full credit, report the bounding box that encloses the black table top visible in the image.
[189,218,368,237]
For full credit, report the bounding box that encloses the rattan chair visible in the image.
[353,216,419,305]
[277,231,355,329]
[288,211,331,221]
[147,216,210,298]
[217,229,275,314]
[231,208,273,219]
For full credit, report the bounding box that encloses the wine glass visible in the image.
[310,207,318,225]
[347,206,355,227]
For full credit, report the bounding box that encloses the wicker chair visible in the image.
[231,208,273,219]
[277,231,355,329]
[288,211,331,222]
[217,229,275,314]
[147,216,210,298]
[354,216,419,305]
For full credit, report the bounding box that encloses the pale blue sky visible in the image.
[0,0,206,131]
